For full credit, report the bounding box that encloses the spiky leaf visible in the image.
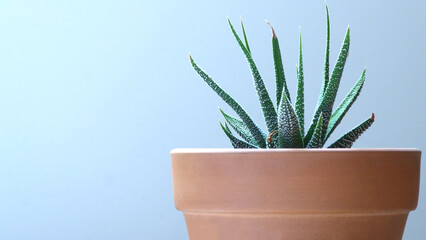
[220,108,258,146]
[190,55,266,148]
[228,18,278,143]
[220,122,257,148]
[328,113,375,148]
[267,21,291,107]
[325,69,366,141]
[277,90,303,148]
[305,26,350,145]
[306,112,323,148]
[296,31,305,137]
[241,19,251,54]
[318,4,331,104]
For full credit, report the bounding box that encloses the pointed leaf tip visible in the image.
[371,113,375,121]
[266,20,277,39]
[228,17,278,142]
[190,50,266,148]
[328,115,375,148]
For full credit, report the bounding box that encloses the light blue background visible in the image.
[0,0,424,239]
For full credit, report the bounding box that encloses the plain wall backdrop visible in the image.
[0,0,425,239]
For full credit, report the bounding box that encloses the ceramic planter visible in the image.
[171,149,421,240]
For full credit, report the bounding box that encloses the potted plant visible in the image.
[171,5,421,240]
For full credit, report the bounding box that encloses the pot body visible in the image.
[171,149,421,240]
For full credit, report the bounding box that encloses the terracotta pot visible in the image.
[171,149,421,240]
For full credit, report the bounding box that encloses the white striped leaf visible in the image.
[220,122,258,149]
[220,108,259,146]
[328,114,375,148]
[296,31,305,138]
[190,55,266,148]
[325,69,366,141]
[305,26,350,146]
[277,90,303,148]
[228,18,278,145]
[306,112,324,148]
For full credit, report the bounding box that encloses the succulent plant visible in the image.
[190,6,374,149]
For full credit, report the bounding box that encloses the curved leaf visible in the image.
[190,55,266,148]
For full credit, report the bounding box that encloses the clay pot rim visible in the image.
[171,148,421,154]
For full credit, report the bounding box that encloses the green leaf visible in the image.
[305,26,350,146]
[220,108,259,146]
[224,120,231,132]
[267,21,291,107]
[318,4,331,105]
[277,90,303,148]
[306,112,323,148]
[228,18,278,143]
[325,69,366,142]
[296,30,305,137]
[190,55,267,148]
[328,113,375,148]
[220,122,257,149]
[241,18,251,54]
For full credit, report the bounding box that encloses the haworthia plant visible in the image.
[190,5,374,148]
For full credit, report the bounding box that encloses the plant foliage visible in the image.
[190,5,374,148]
